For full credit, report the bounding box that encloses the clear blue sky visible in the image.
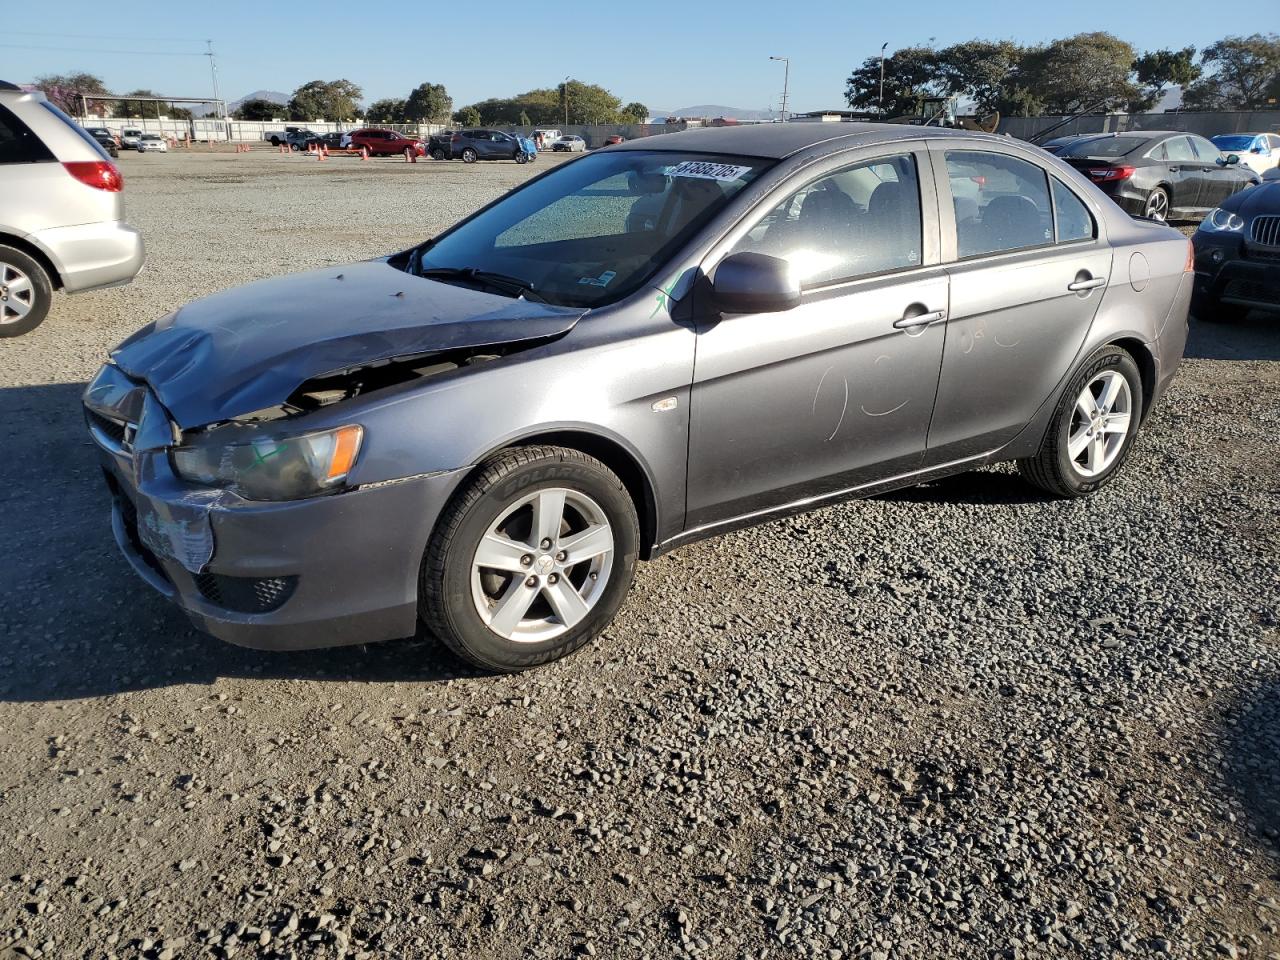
[3,0,1232,114]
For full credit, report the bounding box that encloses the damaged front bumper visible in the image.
[86,375,469,651]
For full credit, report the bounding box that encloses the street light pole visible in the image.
[879,43,888,116]
[769,56,790,122]
[563,76,571,126]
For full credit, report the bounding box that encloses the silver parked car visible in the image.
[85,124,1192,671]
[0,82,145,336]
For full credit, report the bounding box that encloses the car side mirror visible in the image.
[712,252,801,314]
[1222,153,1240,165]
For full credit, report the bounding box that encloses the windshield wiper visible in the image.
[418,266,546,302]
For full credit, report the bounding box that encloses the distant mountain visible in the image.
[651,104,778,122]
[193,90,289,118]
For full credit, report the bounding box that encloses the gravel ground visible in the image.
[1,147,1278,960]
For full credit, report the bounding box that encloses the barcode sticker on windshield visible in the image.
[668,161,752,181]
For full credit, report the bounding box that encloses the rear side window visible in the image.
[944,150,1052,258]
[1051,178,1094,243]
[41,102,110,161]
[0,104,56,164]
[1164,137,1196,162]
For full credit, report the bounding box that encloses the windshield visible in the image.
[411,150,769,308]
[1057,136,1150,158]
[1212,136,1255,151]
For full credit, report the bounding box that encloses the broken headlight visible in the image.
[170,425,363,501]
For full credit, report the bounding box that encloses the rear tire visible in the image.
[0,245,53,338]
[420,446,639,672]
[1144,186,1170,222]
[1017,346,1144,498]
[461,148,478,164]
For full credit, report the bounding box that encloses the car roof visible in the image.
[608,121,981,159]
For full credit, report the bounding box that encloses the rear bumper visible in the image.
[95,438,469,651]
[33,220,145,293]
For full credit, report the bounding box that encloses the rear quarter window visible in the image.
[0,104,56,164]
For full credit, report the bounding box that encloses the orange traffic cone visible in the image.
[360,146,369,161]
[318,144,327,161]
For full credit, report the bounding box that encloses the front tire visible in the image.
[421,446,639,672]
[461,147,478,164]
[515,151,528,164]
[1017,346,1144,498]
[0,245,53,338]
[430,147,446,161]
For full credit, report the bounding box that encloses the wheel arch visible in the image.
[1105,336,1158,424]
[475,429,661,560]
[0,232,63,290]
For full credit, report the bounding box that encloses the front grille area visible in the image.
[195,572,298,614]
[1251,215,1280,247]
[86,409,133,453]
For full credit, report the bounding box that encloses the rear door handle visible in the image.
[1067,277,1107,292]
[893,309,946,330]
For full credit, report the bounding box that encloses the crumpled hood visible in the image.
[110,259,586,429]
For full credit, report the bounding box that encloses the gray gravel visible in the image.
[1,147,1278,960]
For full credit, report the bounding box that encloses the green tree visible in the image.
[454,105,482,127]
[288,80,363,121]
[365,98,407,123]
[844,46,944,116]
[33,71,111,116]
[1131,46,1201,110]
[404,82,452,123]
[1184,34,1280,109]
[935,40,1027,114]
[1017,33,1140,114]
[233,98,282,121]
[620,101,649,123]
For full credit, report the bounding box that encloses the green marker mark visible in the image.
[248,443,286,470]
[650,279,679,319]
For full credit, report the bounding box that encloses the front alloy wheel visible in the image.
[421,446,639,671]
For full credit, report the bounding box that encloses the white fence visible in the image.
[76,116,447,143]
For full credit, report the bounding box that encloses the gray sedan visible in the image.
[84,123,1193,671]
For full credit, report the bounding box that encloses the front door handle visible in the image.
[1067,276,1107,292]
[893,309,946,330]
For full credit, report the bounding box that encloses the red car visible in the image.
[347,128,426,159]
[603,135,625,146]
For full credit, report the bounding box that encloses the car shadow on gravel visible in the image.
[0,382,482,703]
[1185,313,1280,362]
[878,468,1046,506]
[1222,678,1280,857]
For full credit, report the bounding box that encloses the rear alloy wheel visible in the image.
[421,446,639,672]
[1018,346,1143,497]
[461,147,478,164]
[1144,187,1170,222]
[0,245,53,338]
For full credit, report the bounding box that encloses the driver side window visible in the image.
[729,154,923,286]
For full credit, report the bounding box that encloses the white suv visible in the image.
[0,82,145,336]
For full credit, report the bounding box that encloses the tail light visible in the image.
[1185,238,1195,273]
[64,161,123,192]
[1087,166,1136,183]
[451,134,461,143]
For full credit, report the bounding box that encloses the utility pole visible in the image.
[205,39,225,141]
[879,43,888,116]
[770,56,790,122]
[563,76,571,125]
